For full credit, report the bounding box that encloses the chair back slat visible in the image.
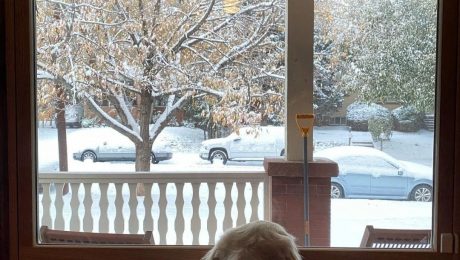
[360,225,431,248]
[40,226,155,245]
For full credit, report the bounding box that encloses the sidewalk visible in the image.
[313,126,434,167]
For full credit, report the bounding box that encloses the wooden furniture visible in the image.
[360,225,431,248]
[39,226,154,245]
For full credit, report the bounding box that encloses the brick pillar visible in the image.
[264,157,338,247]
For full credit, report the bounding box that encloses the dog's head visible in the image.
[202,221,302,260]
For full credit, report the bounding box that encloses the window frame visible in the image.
[2,0,459,259]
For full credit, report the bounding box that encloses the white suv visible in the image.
[199,126,285,164]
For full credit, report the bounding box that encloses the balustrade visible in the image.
[38,171,268,245]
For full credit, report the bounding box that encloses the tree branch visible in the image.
[171,0,216,53]
[85,93,142,143]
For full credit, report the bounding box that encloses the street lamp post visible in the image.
[379,132,385,151]
[348,126,352,146]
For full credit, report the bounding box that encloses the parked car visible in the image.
[314,146,433,202]
[73,140,172,164]
[199,126,284,164]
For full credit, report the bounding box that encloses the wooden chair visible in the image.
[360,225,431,248]
[39,226,155,245]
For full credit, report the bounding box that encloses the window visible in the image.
[4,0,459,259]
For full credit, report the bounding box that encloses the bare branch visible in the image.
[149,93,191,140]
[85,93,142,143]
[151,85,224,98]
[185,2,277,49]
[213,19,272,71]
[171,0,216,53]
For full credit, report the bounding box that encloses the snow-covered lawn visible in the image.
[37,125,434,247]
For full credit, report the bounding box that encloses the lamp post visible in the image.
[348,126,352,146]
[379,132,385,151]
[295,114,315,247]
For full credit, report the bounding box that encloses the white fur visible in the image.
[202,221,302,260]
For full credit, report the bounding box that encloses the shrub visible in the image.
[392,106,424,132]
[346,102,391,131]
[81,117,99,128]
[368,115,393,141]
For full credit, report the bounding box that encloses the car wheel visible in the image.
[81,151,97,162]
[331,183,344,199]
[210,150,227,165]
[410,184,432,202]
[151,153,159,164]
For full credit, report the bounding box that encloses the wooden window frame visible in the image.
[1,0,459,259]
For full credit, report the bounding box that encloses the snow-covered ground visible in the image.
[37,125,434,247]
[38,125,434,171]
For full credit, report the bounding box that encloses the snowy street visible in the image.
[38,125,434,172]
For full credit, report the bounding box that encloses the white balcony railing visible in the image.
[38,171,269,245]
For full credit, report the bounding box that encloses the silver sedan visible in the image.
[73,141,172,164]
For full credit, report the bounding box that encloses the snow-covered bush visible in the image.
[392,106,424,132]
[81,117,99,128]
[346,102,391,131]
[368,115,393,141]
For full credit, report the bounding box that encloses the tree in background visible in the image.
[313,0,348,120]
[36,0,285,171]
[339,0,437,113]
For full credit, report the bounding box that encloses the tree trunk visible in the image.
[135,141,153,172]
[135,89,154,172]
[55,85,69,194]
[135,89,154,195]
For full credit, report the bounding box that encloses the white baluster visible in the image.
[175,183,185,245]
[250,181,260,222]
[223,182,233,231]
[54,183,65,230]
[236,182,246,226]
[143,183,154,233]
[207,182,217,244]
[69,183,80,231]
[41,183,52,228]
[99,183,109,233]
[114,183,124,234]
[158,183,167,245]
[83,183,93,232]
[191,183,201,245]
[128,183,139,234]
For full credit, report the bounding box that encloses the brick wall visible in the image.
[264,157,338,247]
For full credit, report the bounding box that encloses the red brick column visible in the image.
[264,157,338,247]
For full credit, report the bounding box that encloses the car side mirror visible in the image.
[398,168,404,176]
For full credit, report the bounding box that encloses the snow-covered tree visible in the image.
[339,0,437,112]
[313,0,346,117]
[36,0,285,171]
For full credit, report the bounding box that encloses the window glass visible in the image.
[35,0,285,245]
[313,0,436,247]
[34,0,437,249]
